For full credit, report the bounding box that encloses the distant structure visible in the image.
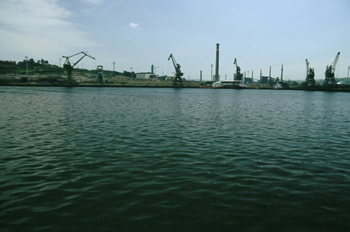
[260,69,269,84]
[168,54,183,86]
[324,52,340,86]
[305,59,315,86]
[136,72,157,79]
[215,43,219,82]
[95,65,105,84]
[244,70,253,84]
[153,65,160,74]
[281,65,283,83]
[233,58,243,82]
[62,51,95,82]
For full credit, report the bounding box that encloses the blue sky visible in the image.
[0,0,349,81]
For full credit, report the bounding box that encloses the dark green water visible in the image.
[1,87,350,231]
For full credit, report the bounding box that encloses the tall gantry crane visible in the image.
[233,58,243,82]
[324,52,340,85]
[305,59,315,86]
[168,54,183,85]
[63,51,95,81]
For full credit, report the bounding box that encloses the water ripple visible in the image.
[1,87,350,231]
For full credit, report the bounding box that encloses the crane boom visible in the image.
[168,54,178,70]
[62,51,95,82]
[233,58,242,81]
[72,52,95,68]
[168,54,183,84]
[324,52,340,86]
[331,52,340,72]
[62,52,83,59]
[305,58,315,86]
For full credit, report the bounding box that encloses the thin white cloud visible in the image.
[129,22,139,29]
[82,0,103,5]
[0,0,95,60]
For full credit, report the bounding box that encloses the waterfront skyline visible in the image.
[0,0,349,81]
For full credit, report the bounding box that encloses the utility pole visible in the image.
[154,66,160,74]
[25,56,28,78]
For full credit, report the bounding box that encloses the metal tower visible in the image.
[324,52,340,86]
[305,59,315,86]
[95,65,105,84]
[62,51,95,82]
[168,54,183,86]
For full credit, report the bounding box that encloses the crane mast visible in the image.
[233,58,243,82]
[305,59,315,86]
[324,52,340,86]
[63,51,95,82]
[168,54,183,85]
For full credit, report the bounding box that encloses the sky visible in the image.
[0,0,349,81]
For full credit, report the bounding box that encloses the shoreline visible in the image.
[1,82,350,92]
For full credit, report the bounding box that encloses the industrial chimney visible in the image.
[215,43,219,82]
[281,65,283,82]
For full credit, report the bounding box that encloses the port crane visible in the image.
[168,54,183,85]
[63,51,95,82]
[305,59,315,86]
[233,58,243,82]
[323,52,340,85]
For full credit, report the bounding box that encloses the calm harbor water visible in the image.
[1,86,350,231]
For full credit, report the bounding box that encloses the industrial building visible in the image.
[244,78,253,84]
[136,72,158,79]
[260,76,269,84]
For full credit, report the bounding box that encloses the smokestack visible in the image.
[281,65,283,82]
[151,65,154,74]
[269,66,271,78]
[215,43,219,82]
